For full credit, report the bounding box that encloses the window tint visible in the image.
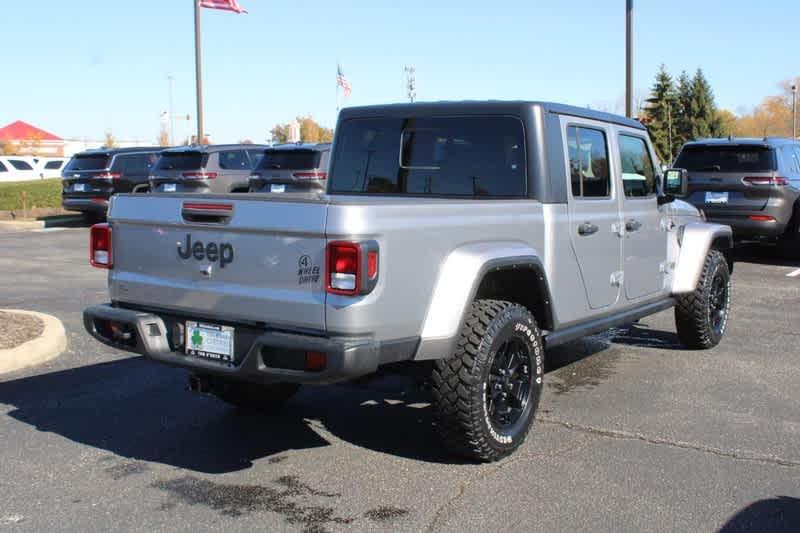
[619,135,656,197]
[218,150,249,170]
[9,159,34,171]
[259,150,320,170]
[65,155,111,171]
[112,154,156,176]
[44,160,63,170]
[567,126,610,198]
[329,116,526,197]
[155,151,205,171]
[674,145,775,172]
[247,149,264,168]
[0,161,6,172]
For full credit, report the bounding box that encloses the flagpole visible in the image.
[193,0,204,144]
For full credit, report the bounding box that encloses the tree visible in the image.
[715,109,737,137]
[104,131,117,148]
[270,116,333,144]
[158,127,170,147]
[643,65,677,161]
[688,68,722,139]
[733,76,799,137]
[674,70,693,150]
[270,123,292,143]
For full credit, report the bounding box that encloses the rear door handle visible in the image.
[625,219,642,232]
[578,222,599,236]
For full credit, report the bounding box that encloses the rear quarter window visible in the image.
[9,159,34,171]
[329,116,526,198]
[674,146,776,172]
[218,150,250,170]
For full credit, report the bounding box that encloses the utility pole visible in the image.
[168,75,175,146]
[404,66,416,103]
[667,100,673,163]
[625,0,633,118]
[193,0,204,144]
[792,84,797,139]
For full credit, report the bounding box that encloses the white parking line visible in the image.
[787,268,800,278]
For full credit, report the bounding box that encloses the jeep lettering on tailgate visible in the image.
[177,234,234,268]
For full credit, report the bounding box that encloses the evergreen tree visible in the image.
[644,64,677,162]
[675,70,693,150]
[688,69,722,139]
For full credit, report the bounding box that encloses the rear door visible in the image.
[109,195,329,331]
[677,144,777,213]
[563,118,623,310]
[616,130,668,300]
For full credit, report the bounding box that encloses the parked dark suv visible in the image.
[62,147,163,219]
[674,137,800,254]
[248,143,331,193]
[150,144,267,194]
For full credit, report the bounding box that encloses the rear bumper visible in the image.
[693,197,796,240]
[62,197,109,214]
[83,304,410,384]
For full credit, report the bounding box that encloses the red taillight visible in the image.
[743,176,788,186]
[91,197,106,204]
[90,223,112,269]
[748,215,776,222]
[181,172,217,179]
[325,241,379,296]
[96,172,121,179]
[305,351,327,371]
[327,242,360,295]
[292,171,328,180]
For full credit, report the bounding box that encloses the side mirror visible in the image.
[663,168,688,197]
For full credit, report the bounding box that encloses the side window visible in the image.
[783,146,800,174]
[619,135,656,197]
[44,160,63,170]
[567,126,610,198]
[247,149,264,168]
[793,146,800,173]
[0,161,7,172]
[9,159,34,171]
[218,150,249,170]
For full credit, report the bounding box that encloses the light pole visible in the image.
[404,66,416,103]
[168,75,175,146]
[792,84,797,140]
[625,0,633,118]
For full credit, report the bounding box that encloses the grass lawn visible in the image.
[0,179,62,211]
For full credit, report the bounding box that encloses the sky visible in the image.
[2,0,798,144]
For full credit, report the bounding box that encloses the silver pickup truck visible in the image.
[84,101,733,462]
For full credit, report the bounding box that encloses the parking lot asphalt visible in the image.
[1,226,798,532]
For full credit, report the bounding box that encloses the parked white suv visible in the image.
[0,156,39,182]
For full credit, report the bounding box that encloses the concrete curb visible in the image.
[0,310,67,374]
[0,220,45,231]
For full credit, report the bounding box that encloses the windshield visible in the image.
[155,151,206,171]
[259,150,321,170]
[674,145,776,172]
[65,155,111,171]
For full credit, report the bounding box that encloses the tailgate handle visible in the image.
[181,202,233,224]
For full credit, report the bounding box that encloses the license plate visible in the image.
[705,191,728,204]
[163,183,177,192]
[74,183,85,192]
[270,184,286,193]
[185,322,234,363]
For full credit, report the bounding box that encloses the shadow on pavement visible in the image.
[733,244,800,268]
[40,214,92,228]
[0,321,684,470]
[718,496,800,533]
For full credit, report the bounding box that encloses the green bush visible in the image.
[0,179,62,212]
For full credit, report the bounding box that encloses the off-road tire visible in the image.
[675,249,731,349]
[431,299,544,462]
[212,379,300,413]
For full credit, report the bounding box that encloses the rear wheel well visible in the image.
[474,267,554,331]
[711,235,734,273]
[230,187,250,193]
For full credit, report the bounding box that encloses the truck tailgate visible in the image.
[108,194,328,331]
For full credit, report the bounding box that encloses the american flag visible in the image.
[337,64,352,99]
[200,0,247,13]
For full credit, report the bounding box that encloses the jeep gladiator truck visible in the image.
[83,102,733,462]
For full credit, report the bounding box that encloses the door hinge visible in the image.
[611,222,626,238]
[610,271,624,287]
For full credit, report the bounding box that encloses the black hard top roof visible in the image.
[74,146,164,157]
[684,137,799,148]
[338,100,646,130]
[162,143,269,154]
